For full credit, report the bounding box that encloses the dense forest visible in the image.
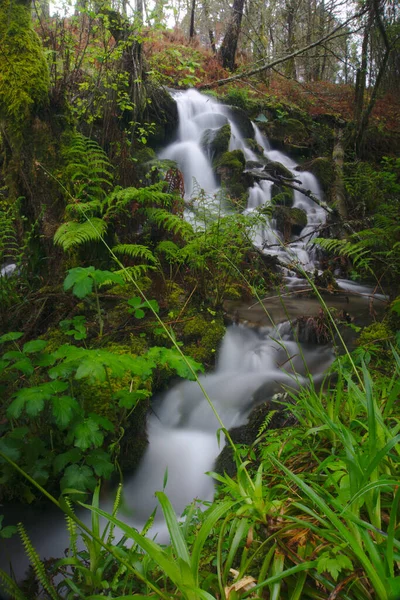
[0,0,400,597]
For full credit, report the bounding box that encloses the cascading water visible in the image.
[120,89,340,538]
[0,90,385,580]
[161,89,325,271]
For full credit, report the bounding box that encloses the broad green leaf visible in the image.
[11,358,34,376]
[127,296,142,309]
[3,351,25,360]
[23,340,47,354]
[0,438,21,461]
[148,346,204,380]
[53,448,82,474]
[88,413,114,432]
[30,458,50,486]
[0,332,23,344]
[86,450,114,478]
[73,418,104,450]
[93,269,124,286]
[115,389,150,409]
[63,267,95,298]
[134,308,145,319]
[51,396,80,429]
[8,381,69,419]
[60,464,96,492]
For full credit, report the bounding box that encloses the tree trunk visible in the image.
[189,0,196,38]
[332,128,347,219]
[219,0,245,71]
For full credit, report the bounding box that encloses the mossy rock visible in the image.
[244,138,264,156]
[201,123,231,163]
[264,160,294,181]
[182,314,225,367]
[146,86,178,147]
[273,206,307,239]
[215,149,246,172]
[214,399,296,478]
[313,269,339,292]
[226,106,255,139]
[299,157,335,201]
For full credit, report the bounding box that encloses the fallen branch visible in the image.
[247,170,335,215]
[198,10,366,89]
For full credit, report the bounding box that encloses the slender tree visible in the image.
[219,0,246,70]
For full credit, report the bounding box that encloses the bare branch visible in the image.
[199,9,367,89]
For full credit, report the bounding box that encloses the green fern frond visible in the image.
[54,218,108,251]
[156,240,183,264]
[63,498,78,558]
[257,410,278,437]
[314,237,372,271]
[145,208,193,241]
[106,483,123,545]
[0,569,28,600]
[109,265,155,282]
[65,199,103,219]
[18,523,58,600]
[112,244,159,265]
[62,133,113,201]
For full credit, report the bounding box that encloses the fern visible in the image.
[18,523,58,600]
[144,208,194,241]
[156,240,184,264]
[112,244,159,265]
[106,483,123,545]
[62,133,113,201]
[54,218,108,251]
[111,264,156,282]
[0,569,28,600]
[257,410,278,437]
[313,238,372,271]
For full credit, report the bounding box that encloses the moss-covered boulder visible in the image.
[147,86,178,147]
[299,157,335,202]
[214,149,250,204]
[182,314,225,367]
[201,123,231,163]
[273,206,307,240]
[244,138,264,156]
[226,106,255,139]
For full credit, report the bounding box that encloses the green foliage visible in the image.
[314,237,372,271]
[54,218,108,250]
[62,133,114,201]
[0,0,49,145]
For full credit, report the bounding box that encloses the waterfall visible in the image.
[161,89,325,272]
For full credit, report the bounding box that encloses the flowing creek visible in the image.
[0,89,387,583]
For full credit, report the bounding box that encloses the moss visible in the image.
[203,123,231,162]
[0,0,50,147]
[182,314,225,367]
[273,206,307,239]
[301,157,335,201]
[357,322,393,347]
[214,149,245,172]
[245,138,264,156]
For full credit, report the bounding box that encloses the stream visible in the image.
[0,89,386,585]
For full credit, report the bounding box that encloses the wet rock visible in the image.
[214,398,296,478]
[298,157,335,203]
[226,105,255,139]
[201,123,231,163]
[273,206,307,240]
